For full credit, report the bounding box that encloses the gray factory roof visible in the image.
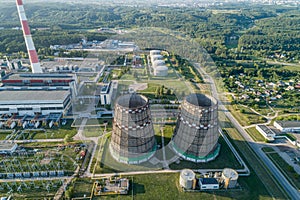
[0,142,17,151]
[4,73,74,80]
[275,121,300,128]
[257,125,275,135]
[0,90,70,104]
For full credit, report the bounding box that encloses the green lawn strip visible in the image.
[169,136,242,170]
[264,151,300,190]
[261,147,275,153]
[89,173,274,200]
[245,127,266,142]
[227,105,267,126]
[223,126,288,199]
[0,130,11,140]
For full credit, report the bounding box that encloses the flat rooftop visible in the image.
[276,121,300,128]
[0,90,70,104]
[3,73,74,81]
[200,178,219,185]
[257,125,275,135]
[0,142,17,151]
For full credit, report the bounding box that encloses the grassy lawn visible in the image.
[94,136,162,174]
[219,109,288,199]
[0,130,11,140]
[227,104,267,126]
[262,148,300,190]
[169,136,243,170]
[72,178,94,198]
[0,180,63,200]
[283,65,300,71]
[245,127,266,142]
[87,172,275,200]
[221,124,288,199]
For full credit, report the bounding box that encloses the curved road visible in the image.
[197,64,300,200]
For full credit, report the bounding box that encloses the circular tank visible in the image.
[150,50,161,56]
[154,65,168,77]
[151,54,163,62]
[110,94,156,164]
[172,93,220,163]
[221,168,238,188]
[152,60,165,68]
[180,169,196,189]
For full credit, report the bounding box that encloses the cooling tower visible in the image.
[110,94,156,164]
[171,93,220,162]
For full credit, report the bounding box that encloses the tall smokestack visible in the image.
[16,0,43,73]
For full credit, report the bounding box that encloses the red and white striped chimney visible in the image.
[16,0,43,73]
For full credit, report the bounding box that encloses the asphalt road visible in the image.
[198,64,300,200]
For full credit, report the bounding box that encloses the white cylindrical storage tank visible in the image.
[180,169,195,189]
[150,50,161,56]
[151,55,163,63]
[222,168,239,189]
[154,65,168,77]
[152,60,165,68]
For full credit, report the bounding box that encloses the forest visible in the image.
[0,2,299,61]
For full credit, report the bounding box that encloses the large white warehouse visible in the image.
[0,90,71,116]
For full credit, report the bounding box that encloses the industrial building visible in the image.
[94,177,129,196]
[172,93,220,163]
[109,94,156,164]
[274,121,300,133]
[179,168,239,191]
[179,169,196,190]
[256,125,275,141]
[0,90,71,116]
[0,73,75,117]
[0,73,76,129]
[100,81,115,105]
[199,178,219,190]
[0,142,18,155]
[2,73,74,86]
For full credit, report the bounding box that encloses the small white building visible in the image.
[274,121,300,133]
[0,90,71,116]
[100,82,115,105]
[199,178,219,190]
[0,142,18,154]
[256,125,276,141]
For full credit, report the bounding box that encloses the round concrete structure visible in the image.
[152,60,165,68]
[154,65,168,77]
[172,93,220,163]
[179,169,196,189]
[151,55,163,62]
[110,94,156,164]
[221,168,239,189]
[150,50,161,56]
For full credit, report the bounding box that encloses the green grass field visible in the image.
[245,127,266,142]
[169,136,243,170]
[0,130,12,140]
[221,120,288,199]
[74,173,275,200]
[262,147,300,190]
[227,104,267,126]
